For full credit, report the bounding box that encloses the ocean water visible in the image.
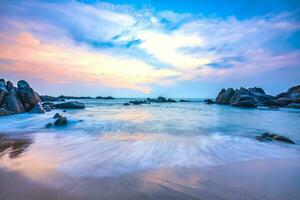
[0,98,300,179]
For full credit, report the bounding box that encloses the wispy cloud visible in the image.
[0,1,299,94]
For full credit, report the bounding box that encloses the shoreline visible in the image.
[1,158,299,200]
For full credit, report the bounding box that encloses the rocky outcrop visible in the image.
[147,97,176,103]
[55,101,85,109]
[96,96,114,100]
[40,95,65,102]
[0,79,44,116]
[214,85,300,109]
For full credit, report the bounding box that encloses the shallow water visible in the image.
[0,99,300,180]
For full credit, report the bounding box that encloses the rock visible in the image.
[286,103,300,109]
[286,85,300,97]
[55,101,85,109]
[232,100,257,108]
[3,87,25,113]
[0,108,13,116]
[45,123,53,128]
[179,100,191,102]
[17,80,40,110]
[123,103,130,106]
[204,99,215,104]
[53,113,62,119]
[275,92,286,99]
[248,87,265,94]
[42,102,55,109]
[96,96,114,100]
[146,97,176,103]
[272,135,295,144]
[129,100,146,105]
[0,79,8,106]
[262,100,280,107]
[6,81,14,91]
[257,132,295,144]
[277,98,293,106]
[63,110,67,112]
[44,106,51,112]
[54,116,68,126]
[216,88,235,104]
[29,102,45,114]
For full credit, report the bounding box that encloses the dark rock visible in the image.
[232,100,257,108]
[45,123,53,128]
[129,100,146,105]
[275,92,286,99]
[0,108,13,116]
[42,102,55,109]
[277,98,293,106]
[273,135,295,144]
[55,101,85,109]
[96,96,114,100]
[286,85,300,97]
[262,100,281,107]
[204,99,215,104]
[216,88,235,104]
[54,116,68,126]
[29,102,45,114]
[179,100,191,102]
[6,81,14,91]
[17,80,40,110]
[0,79,8,106]
[123,103,130,106]
[63,110,67,112]
[44,106,51,112]
[53,113,62,119]
[248,87,265,94]
[146,97,176,103]
[286,103,300,109]
[257,132,295,144]
[3,87,25,113]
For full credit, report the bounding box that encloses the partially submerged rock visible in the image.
[256,132,295,144]
[53,113,62,119]
[54,116,68,126]
[45,123,53,128]
[232,100,257,108]
[147,97,176,103]
[0,108,13,116]
[286,103,300,109]
[179,99,191,102]
[55,101,85,109]
[29,102,45,114]
[204,99,215,104]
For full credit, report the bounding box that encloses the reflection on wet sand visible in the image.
[0,134,33,159]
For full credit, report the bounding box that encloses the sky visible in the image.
[0,0,300,97]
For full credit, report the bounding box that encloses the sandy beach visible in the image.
[1,158,299,200]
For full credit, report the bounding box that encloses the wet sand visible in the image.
[1,158,299,200]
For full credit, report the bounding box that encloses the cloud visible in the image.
[0,32,179,93]
[0,1,299,95]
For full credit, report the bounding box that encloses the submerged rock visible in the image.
[256,132,295,144]
[53,113,62,119]
[45,123,53,128]
[179,99,191,102]
[54,116,68,126]
[55,101,85,109]
[123,103,130,106]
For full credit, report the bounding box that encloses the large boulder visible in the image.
[55,101,85,109]
[0,79,8,106]
[17,80,40,111]
[3,87,25,114]
[216,88,235,104]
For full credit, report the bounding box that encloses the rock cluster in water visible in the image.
[213,85,300,108]
[123,96,177,106]
[0,79,44,116]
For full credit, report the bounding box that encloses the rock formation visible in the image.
[0,79,45,116]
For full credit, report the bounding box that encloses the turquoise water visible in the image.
[0,99,300,178]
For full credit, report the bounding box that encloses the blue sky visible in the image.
[0,0,300,97]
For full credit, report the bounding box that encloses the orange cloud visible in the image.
[0,32,179,93]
